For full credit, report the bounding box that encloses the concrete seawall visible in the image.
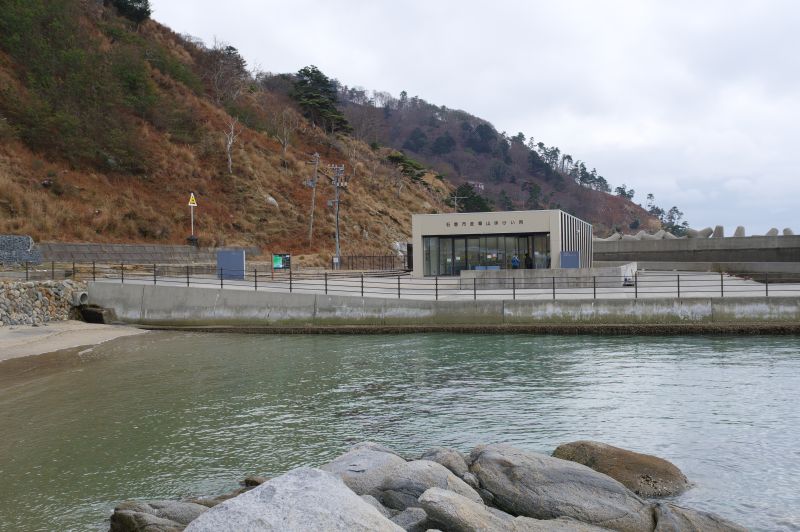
[88,283,800,331]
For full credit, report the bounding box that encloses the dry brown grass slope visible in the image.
[0,7,453,262]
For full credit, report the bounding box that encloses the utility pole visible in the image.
[327,164,348,269]
[306,153,320,245]
[450,193,467,212]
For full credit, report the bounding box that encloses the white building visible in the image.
[411,210,592,277]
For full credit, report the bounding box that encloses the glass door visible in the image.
[453,238,467,274]
[467,237,480,270]
[438,237,453,275]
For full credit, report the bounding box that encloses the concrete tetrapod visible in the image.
[734,226,746,237]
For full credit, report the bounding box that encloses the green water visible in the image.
[0,332,799,531]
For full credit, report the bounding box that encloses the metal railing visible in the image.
[2,262,800,301]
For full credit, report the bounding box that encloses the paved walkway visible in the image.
[92,271,800,301]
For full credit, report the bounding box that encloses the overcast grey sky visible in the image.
[151,0,799,234]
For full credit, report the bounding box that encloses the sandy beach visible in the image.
[0,320,147,362]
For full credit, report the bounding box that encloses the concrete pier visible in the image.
[88,283,800,330]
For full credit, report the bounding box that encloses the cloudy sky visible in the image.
[151,0,799,234]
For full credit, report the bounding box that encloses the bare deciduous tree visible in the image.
[269,107,301,164]
[223,117,242,175]
[203,38,249,105]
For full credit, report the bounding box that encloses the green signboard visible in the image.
[272,253,291,270]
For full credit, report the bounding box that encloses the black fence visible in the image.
[2,262,800,301]
[334,255,409,271]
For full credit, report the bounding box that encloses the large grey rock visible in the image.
[146,501,208,525]
[184,467,403,532]
[734,226,746,237]
[419,487,608,532]
[361,494,396,519]
[552,441,689,497]
[321,442,407,497]
[652,502,747,532]
[462,471,480,489]
[390,507,429,531]
[379,460,483,510]
[468,444,654,532]
[419,447,469,477]
[109,505,184,532]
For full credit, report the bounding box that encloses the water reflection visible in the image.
[0,332,798,531]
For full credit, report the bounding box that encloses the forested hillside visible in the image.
[0,0,452,262]
[0,0,673,259]
[338,89,666,234]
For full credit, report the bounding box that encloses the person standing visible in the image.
[524,253,534,269]
[511,254,520,269]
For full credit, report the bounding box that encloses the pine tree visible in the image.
[108,0,151,24]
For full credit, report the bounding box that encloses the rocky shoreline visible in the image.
[109,440,746,532]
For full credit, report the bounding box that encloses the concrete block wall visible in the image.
[38,243,260,265]
[88,283,800,327]
[460,263,636,290]
[593,235,800,263]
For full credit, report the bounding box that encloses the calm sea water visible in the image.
[0,332,798,531]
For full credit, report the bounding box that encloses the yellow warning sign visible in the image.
[188,193,197,207]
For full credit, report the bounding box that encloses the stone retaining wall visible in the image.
[0,280,87,326]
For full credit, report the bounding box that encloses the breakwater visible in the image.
[0,280,86,325]
[88,282,800,330]
[109,440,745,531]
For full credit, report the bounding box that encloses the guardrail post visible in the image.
[25,261,29,281]
[720,272,724,297]
[765,272,769,297]
[435,275,439,301]
[473,278,477,300]
[552,277,556,300]
[92,261,96,282]
[153,264,157,285]
[51,261,55,280]
[120,263,124,284]
[398,275,401,299]
[324,272,328,294]
[361,273,364,297]
[289,268,293,293]
[254,268,258,291]
[220,269,224,289]
[677,274,681,299]
[186,265,190,287]
[633,272,638,298]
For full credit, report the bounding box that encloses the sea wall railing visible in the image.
[2,262,800,301]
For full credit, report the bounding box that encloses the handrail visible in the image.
[2,262,799,302]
